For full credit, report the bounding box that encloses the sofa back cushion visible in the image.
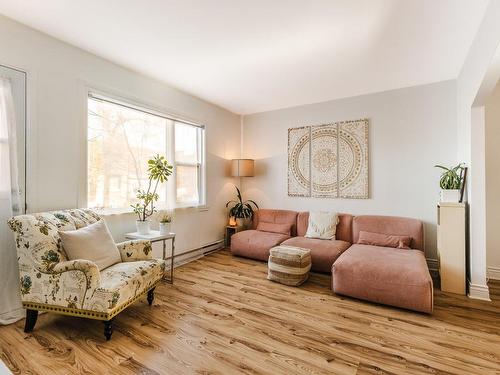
[256,222,292,236]
[304,211,339,240]
[357,230,412,249]
[252,209,298,236]
[297,212,353,243]
[352,215,424,251]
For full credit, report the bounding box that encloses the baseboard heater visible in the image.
[163,239,224,267]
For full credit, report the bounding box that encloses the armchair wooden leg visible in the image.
[103,319,113,341]
[24,309,38,333]
[147,287,155,306]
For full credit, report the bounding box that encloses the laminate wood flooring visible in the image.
[1,250,499,375]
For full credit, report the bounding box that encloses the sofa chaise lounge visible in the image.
[230,209,433,313]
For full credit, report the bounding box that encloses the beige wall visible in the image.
[0,15,241,256]
[486,80,500,279]
[242,81,458,263]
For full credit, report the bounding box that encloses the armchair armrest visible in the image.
[51,259,101,291]
[116,240,153,262]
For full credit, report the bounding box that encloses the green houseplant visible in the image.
[226,185,259,227]
[131,154,173,234]
[434,163,465,203]
[158,212,173,235]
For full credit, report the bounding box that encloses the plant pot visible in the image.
[440,189,461,203]
[159,222,171,235]
[136,220,151,235]
[235,218,245,229]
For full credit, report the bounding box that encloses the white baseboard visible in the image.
[487,266,500,280]
[0,359,13,375]
[468,281,491,301]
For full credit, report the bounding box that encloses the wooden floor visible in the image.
[1,250,500,375]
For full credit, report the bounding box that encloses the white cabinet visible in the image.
[437,202,466,295]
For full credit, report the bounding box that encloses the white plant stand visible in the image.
[125,230,176,283]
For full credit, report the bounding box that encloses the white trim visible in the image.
[0,358,13,374]
[94,204,209,216]
[487,266,500,280]
[88,91,204,129]
[0,62,36,212]
[468,281,491,301]
[82,87,207,210]
[85,83,206,127]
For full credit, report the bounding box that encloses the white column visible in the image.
[468,106,490,300]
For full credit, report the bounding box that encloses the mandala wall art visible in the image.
[287,119,369,199]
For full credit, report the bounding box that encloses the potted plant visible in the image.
[226,185,259,228]
[159,212,173,235]
[434,163,465,203]
[131,154,173,234]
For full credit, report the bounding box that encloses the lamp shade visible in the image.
[231,159,254,177]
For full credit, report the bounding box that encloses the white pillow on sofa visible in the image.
[305,211,339,240]
[59,220,121,270]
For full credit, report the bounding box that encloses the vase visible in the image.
[136,220,151,235]
[236,218,245,229]
[159,222,171,235]
[440,189,461,203]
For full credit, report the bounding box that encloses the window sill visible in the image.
[90,205,209,216]
[92,207,135,216]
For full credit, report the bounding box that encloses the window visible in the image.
[87,93,205,210]
[175,122,204,206]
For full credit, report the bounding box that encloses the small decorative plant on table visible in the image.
[226,185,259,228]
[434,163,465,203]
[159,212,173,235]
[132,154,173,234]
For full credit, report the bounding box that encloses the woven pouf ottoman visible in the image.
[267,245,312,286]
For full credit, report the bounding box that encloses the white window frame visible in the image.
[173,122,206,208]
[86,91,206,211]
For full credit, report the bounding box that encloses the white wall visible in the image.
[0,15,241,256]
[486,80,500,279]
[456,0,500,299]
[242,81,457,261]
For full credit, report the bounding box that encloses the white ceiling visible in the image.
[0,0,489,114]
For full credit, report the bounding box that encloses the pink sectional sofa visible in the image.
[230,209,433,313]
[230,209,298,261]
[281,212,352,273]
[332,215,432,313]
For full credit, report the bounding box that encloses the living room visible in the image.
[0,1,500,374]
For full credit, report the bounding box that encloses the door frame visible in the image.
[0,63,28,214]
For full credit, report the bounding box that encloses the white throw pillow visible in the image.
[59,220,121,271]
[304,211,339,240]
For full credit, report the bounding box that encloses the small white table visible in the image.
[124,230,175,283]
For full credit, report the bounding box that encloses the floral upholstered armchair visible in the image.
[8,209,165,340]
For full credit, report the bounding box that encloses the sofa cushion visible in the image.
[252,209,298,236]
[357,230,411,249]
[304,211,339,240]
[231,230,291,261]
[281,236,351,273]
[297,212,353,243]
[256,222,292,235]
[59,220,121,271]
[87,258,165,313]
[352,215,424,250]
[332,244,433,313]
